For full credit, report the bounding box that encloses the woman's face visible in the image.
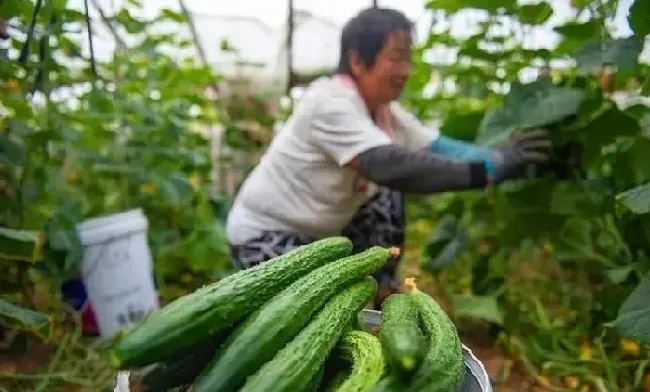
[350,30,413,109]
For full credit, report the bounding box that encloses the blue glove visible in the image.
[430,132,551,183]
[430,135,492,162]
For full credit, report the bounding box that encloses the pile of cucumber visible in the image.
[109,236,465,392]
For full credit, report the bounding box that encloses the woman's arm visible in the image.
[347,144,489,194]
[390,102,492,162]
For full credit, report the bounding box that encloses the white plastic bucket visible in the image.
[77,208,160,338]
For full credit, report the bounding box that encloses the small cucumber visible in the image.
[368,376,404,392]
[328,330,385,392]
[380,294,426,378]
[405,278,465,392]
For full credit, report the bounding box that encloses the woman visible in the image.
[226,7,551,306]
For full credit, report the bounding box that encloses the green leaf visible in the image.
[451,294,504,325]
[608,272,650,345]
[43,202,83,279]
[518,2,553,25]
[0,0,34,19]
[581,105,641,167]
[628,0,650,38]
[555,217,593,262]
[549,182,601,216]
[0,299,52,341]
[421,215,469,273]
[576,37,644,72]
[114,8,148,34]
[617,182,650,214]
[426,0,516,14]
[606,265,634,284]
[160,8,187,23]
[554,19,605,55]
[477,79,584,145]
[613,137,650,186]
[440,112,485,141]
[0,134,27,167]
[0,228,44,262]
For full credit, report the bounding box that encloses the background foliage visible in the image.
[398,0,650,389]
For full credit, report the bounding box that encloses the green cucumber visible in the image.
[380,294,426,378]
[239,277,378,392]
[192,246,390,392]
[305,363,326,392]
[112,236,352,368]
[405,278,465,392]
[137,330,228,391]
[328,330,385,392]
[369,376,404,392]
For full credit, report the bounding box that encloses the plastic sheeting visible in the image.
[57,0,650,93]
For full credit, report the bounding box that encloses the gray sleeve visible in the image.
[357,144,488,194]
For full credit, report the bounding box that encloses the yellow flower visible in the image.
[140,183,157,194]
[188,172,201,190]
[4,79,19,93]
[579,340,593,360]
[543,241,554,254]
[66,170,79,183]
[619,337,641,357]
[563,375,580,389]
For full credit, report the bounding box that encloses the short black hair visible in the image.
[337,7,413,75]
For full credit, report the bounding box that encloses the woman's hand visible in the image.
[488,129,553,182]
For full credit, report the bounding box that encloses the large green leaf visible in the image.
[451,294,504,325]
[555,217,594,262]
[440,112,485,141]
[575,37,644,72]
[476,79,584,145]
[420,214,469,273]
[608,272,650,345]
[0,134,26,167]
[554,20,604,55]
[0,227,44,262]
[628,0,650,38]
[617,182,650,214]
[613,137,650,186]
[580,105,641,167]
[518,2,553,25]
[0,0,34,19]
[0,299,52,341]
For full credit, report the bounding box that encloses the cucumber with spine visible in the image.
[305,363,326,392]
[192,246,391,392]
[111,237,353,368]
[327,330,385,392]
[137,329,230,392]
[369,376,403,392]
[380,293,426,378]
[239,277,378,392]
[406,278,465,392]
